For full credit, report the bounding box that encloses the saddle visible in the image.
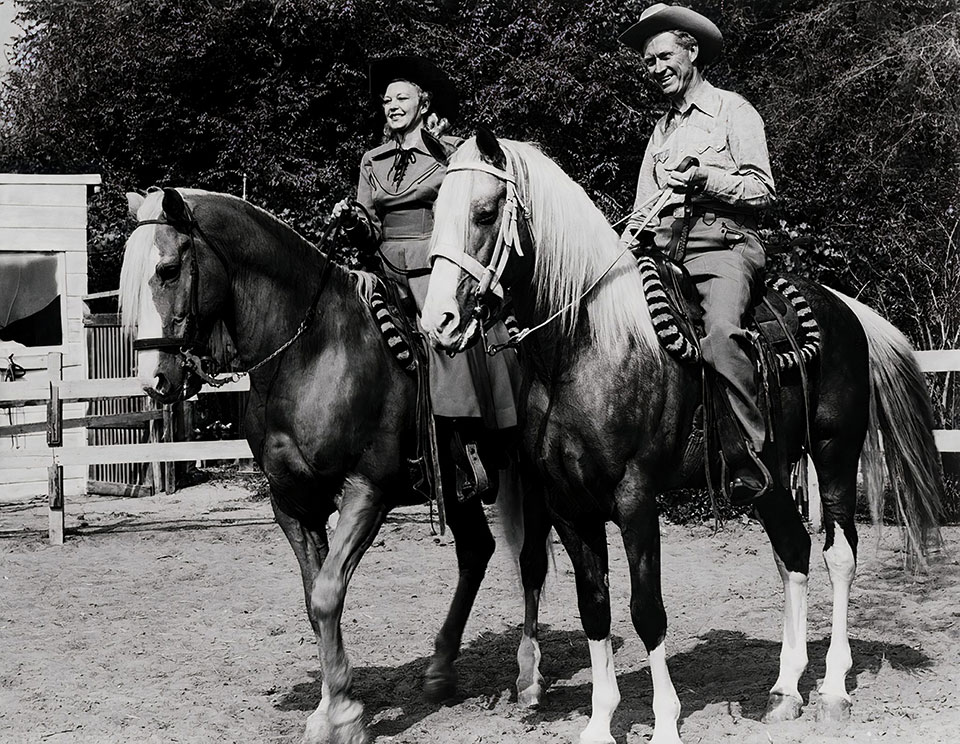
[635,251,821,499]
[643,251,818,367]
[365,275,500,535]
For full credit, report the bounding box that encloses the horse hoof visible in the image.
[301,708,330,744]
[762,691,803,723]
[579,722,616,744]
[816,693,852,722]
[423,665,458,703]
[327,699,367,744]
[517,674,544,708]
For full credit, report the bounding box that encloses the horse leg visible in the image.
[515,462,550,708]
[617,484,682,744]
[304,475,387,744]
[754,483,811,723]
[553,518,619,744]
[423,447,496,702]
[812,436,860,722]
[271,498,333,737]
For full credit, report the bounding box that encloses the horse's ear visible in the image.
[126,192,145,219]
[476,124,506,169]
[161,187,188,223]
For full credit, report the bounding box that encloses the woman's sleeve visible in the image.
[349,154,382,248]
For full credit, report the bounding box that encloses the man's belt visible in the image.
[662,203,759,229]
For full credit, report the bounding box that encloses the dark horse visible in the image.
[119,187,549,744]
[420,133,944,744]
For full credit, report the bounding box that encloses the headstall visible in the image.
[431,154,532,327]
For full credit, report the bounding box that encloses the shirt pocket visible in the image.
[694,136,732,168]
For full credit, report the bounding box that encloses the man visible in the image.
[619,3,776,504]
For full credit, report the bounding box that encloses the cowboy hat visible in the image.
[368,54,460,122]
[619,4,724,66]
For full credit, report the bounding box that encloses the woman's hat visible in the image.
[619,4,724,66]
[368,54,460,122]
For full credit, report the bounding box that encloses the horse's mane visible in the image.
[440,139,661,358]
[119,189,164,330]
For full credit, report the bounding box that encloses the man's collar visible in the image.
[668,79,721,120]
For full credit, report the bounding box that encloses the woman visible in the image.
[332,54,519,502]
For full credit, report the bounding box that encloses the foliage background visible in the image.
[1,0,957,482]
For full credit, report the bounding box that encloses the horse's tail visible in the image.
[496,459,556,588]
[828,288,944,568]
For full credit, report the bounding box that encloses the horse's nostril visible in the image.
[440,311,459,333]
[154,374,169,395]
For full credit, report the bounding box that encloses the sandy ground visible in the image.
[1,475,957,744]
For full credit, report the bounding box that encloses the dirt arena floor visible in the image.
[1,474,957,744]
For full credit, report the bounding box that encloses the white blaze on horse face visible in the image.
[135,241,164,392]
[422,255,465,350]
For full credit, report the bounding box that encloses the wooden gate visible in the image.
[84,291,160,496]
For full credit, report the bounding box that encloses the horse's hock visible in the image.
[1,174,102,503]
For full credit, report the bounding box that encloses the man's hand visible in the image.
[666,165,707,194]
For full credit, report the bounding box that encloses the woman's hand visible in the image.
[331,198,360,228]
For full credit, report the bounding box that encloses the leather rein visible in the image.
[132,202,339,387]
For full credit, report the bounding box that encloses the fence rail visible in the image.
[2,350,957,545]
[1,352,251,544]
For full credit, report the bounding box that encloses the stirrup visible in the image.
[455,439,493,503]
[726,447,772,506]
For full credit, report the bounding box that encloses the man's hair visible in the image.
[668,30,700,63]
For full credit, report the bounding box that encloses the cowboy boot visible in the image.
[728,444,772,506]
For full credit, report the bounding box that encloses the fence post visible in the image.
[47,352,64,545]
[162,404,176,494]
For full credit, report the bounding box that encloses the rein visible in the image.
[133,202,341,387]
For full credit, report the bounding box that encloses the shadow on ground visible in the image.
[275,626,931,740]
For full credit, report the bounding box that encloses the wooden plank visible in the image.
[65,252,88,274]
[0,227,88,251]
[934,429,960,452]
[0,439,253,468]
[46,353,63,447]
[0,205,86,229]
[83,289,120,301]
[48,465,64,545]
[916,349,960,373]
[0,184,87,207]
[162,405,176,494]
[86,480,153,498]
[2,375,251,404]
[0,409,161,437]
[66,272,88,296]
[83,313,122,327]
[0,174,101,186]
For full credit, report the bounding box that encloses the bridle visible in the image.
[429,153,533,350]
[132,199,339,387]
[429,149,692,356]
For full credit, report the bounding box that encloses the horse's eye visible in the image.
[475,210,498,226]
[156,260,181,282]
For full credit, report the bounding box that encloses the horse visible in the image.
[119,187,550,744]
[419,131,944,744]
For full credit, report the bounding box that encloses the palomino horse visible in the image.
[420,132,944,744]
[119,187,549,744]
